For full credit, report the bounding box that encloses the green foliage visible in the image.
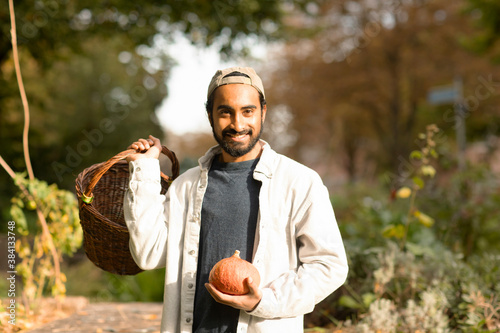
[383,124,440,249]
[0,0,288,65]
[313,124,500,332]
[0,0,310,215]
[340,243,499,332]
[101,269,167,302]
[333,126,442,252]
[332,183,396,250]
[10,172,82,304]
[464,0,500,56]
[64,259,166,303]
[426,164,500,257]
[314,236,499,331]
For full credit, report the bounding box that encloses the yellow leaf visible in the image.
[382,224,406,239]
[27,200,37,210]
[421,165,436,177]
[413,210,435,227]
[396,186,412,199]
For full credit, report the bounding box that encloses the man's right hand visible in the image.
[126,135,162,162]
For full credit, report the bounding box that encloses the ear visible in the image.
[261,104,267,123]
[208,111,214,127]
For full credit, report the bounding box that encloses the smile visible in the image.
[224,129,251,142]
[227,133,248,142]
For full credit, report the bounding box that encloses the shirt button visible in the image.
[189,250,195,255]
[192,213,200,222]
[188,283,194,289]
[186,318,191,323]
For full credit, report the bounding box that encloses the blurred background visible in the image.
[1,0,499,331]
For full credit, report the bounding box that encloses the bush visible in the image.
[325,241,500,332]
[313,125,500,332]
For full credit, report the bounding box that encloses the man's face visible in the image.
[210,84,266,162]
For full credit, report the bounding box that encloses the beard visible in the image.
[212,120,264,158]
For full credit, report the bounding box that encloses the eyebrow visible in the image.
[216,104,258,111]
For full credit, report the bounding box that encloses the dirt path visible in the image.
[25,301,162,333]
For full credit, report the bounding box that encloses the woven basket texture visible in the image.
[75,147,179,275]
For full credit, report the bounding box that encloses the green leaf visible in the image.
[362,293,376,308]
[338,295,361,309]
[10,205,27,232]
[27,200,37,210]
[11,197,24,208]
[405,242,426,256]
[382,224,406,239]
[412,176,425,189]
[410,150,423,160]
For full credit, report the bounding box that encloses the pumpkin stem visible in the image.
[233,250,241,258]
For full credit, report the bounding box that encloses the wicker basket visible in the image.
[75,146,179,275]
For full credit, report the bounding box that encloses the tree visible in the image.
[0,1,320,216]
[464,0,500,59]
[265,0,500,183]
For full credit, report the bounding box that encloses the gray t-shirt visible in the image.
[193,155,261,333]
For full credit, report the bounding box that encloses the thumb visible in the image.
[144,135,161,159]
[246,277,258,292]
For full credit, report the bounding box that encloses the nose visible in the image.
[232,112,245,132]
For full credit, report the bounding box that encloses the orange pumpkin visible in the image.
[209,250,261,295]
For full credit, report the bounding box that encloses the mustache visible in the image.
[223,129,252,136]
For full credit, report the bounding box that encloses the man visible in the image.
[124,66,348,333]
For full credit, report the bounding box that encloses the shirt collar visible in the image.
[198,140,275,179]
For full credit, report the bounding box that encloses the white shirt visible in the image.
[124,141,348,333]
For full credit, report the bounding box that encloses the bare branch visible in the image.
[9,0,35,180]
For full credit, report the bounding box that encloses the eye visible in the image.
[218,109,231,116]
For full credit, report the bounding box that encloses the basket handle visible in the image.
[81,146,180,204]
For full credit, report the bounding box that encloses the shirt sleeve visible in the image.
[248,176,348,319]
[123,158,169,270]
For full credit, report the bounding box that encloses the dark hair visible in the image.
[205,71,266,120]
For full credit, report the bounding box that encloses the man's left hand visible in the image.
[205,277,262,312]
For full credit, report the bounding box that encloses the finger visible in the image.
[129,142,143,150]
[205,283,220,297]
[205,283,224,302]
[138,138,151,150]
[149,135,161,148]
